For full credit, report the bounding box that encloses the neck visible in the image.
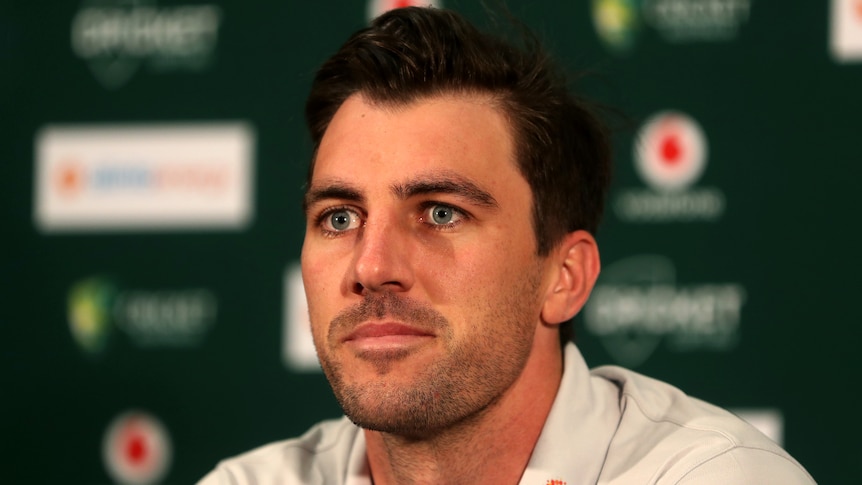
[364,338,564,485]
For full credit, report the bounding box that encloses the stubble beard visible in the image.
[314,274,542,439]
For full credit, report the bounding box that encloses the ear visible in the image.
[541,230,601,325]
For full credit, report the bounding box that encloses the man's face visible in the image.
[301,93,551,437]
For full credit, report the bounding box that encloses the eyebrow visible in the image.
[303,171,499,213]
[393,173,499,209]
[303,182,364,213]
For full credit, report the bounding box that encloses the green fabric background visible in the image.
[2,1,859,483]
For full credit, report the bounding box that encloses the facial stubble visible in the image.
[314,272,543,439]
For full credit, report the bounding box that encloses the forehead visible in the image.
[311,93,524,196]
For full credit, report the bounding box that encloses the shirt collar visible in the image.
[520,342,621,485]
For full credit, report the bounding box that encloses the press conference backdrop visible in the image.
[2,0,860,483]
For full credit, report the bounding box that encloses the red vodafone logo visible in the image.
[634,111,708,192]
[102,411,172,485]
[367,0,443,21]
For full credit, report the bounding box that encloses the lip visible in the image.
[342,322,435,351]
[344,322,435,342]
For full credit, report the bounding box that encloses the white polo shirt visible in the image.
[198,343,815,484]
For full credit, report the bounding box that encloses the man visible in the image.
[199,6,815,484]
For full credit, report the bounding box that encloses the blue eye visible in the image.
[431,206,453,224]
[425,204,461,226]
[322,208,360,232]
[331,211,351,230]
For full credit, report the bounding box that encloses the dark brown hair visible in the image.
[305,6,613,343]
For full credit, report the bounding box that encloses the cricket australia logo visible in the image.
[583,254,746,367]
[71,0,222,89]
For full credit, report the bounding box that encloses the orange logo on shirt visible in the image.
[546,480,566,485]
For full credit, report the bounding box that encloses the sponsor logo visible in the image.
[634,110,707,191]
[35,122,255,232]
[731,408,784,446]
[644,0,751,42]
[283,263,320,371]
[115,288,217,347]
[367,0,444,22]
[103,410,172,485]
[613,111,725,222]
[68,276,217,355]
[583,254,746,367]
[592,0,750,52]
[831,0,862,62]
[72,0,222,89]
[69,277,119,354]
[592,0,642,54]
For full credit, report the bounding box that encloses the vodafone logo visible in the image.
[635,111,707,192]
[613,110,724,222]
[367,0,444,21]
[103,411,172,485]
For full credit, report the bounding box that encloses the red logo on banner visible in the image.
[56,161,84,197]
[367,0,443,21]
[660,134,681,165]
[103,410,172,485]
[634,111,708,192]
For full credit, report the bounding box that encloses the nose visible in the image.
[348,215,414,295]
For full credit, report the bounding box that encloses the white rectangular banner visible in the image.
[831,0,862,62]
[34,122,255,232]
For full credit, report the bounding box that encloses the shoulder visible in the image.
[592,365,816,484]
[196,417,362,485]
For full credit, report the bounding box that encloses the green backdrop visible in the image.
[2,1,860,483]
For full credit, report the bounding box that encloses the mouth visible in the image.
[343,322,435,351]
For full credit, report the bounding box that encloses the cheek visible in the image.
[433,235,540,307]
[301,253,337,336]
[423,244,513,310]
[301,231,356,293]
[302,237,346,291]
